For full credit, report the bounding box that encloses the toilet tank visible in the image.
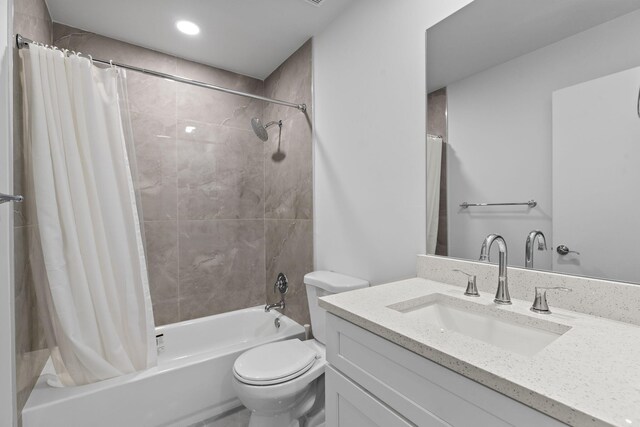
[304,271,369,344]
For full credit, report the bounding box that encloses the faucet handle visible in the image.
[274,273,289,295]
[530,286,571,314]
[453,269,480,297]
[556,245,579,256]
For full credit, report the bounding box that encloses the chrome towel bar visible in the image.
[460,200,537,208]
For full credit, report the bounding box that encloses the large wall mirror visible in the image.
[426,0,640,284]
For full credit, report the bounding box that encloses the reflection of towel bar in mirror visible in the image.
[460,200,537,208]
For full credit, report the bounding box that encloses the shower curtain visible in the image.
[20,44,156,386]
[427,135,443,254]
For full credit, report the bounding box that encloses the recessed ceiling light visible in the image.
[176,20,200,36]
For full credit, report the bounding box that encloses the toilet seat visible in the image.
[233,339,318,386]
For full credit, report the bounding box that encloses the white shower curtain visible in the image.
[20,44,156,386]
[427,135,443,254]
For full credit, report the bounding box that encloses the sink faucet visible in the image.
[530,286,572,314]
[525,230,547,269]
[265,273,288,312]
[479,234,511,305]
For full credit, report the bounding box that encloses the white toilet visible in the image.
[232,271,369,427]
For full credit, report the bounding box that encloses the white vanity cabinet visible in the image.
[325,313,567,427]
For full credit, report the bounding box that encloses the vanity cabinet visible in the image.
[325,313,566,427]
[326,367,414,427]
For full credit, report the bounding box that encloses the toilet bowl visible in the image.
[231,271,369,427]
[232,339,326,427]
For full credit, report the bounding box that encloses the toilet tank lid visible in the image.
[304,271,369,293]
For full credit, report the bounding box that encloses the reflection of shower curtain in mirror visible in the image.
[20,44,156,386]
[427,136,443,254]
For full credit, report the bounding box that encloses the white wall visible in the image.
[552,66,640,283]
[313,0,472,285]
[446,9,640,270]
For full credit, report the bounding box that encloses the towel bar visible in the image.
[460,200,537,208]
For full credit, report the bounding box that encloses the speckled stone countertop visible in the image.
[319,278,640,427]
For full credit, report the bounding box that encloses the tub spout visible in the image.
[264,301,285,312]
[265,273,288,312]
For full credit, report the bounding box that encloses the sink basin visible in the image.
[387,294,571,357]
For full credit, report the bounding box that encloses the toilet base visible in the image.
[248,411,299,427]
[303,375,325,427]
[246,380,317,427]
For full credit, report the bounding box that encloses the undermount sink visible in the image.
[387,293,571,357]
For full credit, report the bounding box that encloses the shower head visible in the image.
[251,117,282,141]
[251,118,268,141]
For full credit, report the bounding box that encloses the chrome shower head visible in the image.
[251,118,268,141]
[251,117,282,141]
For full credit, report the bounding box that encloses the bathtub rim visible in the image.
[23,306,304,410]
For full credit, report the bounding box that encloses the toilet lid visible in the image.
[233,339,318,386]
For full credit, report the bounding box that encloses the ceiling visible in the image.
[45,0,354,79]
[427,0,640,92]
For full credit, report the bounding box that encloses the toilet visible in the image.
[232,271,369,427]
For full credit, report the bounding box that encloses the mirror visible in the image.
[426,0,640,284]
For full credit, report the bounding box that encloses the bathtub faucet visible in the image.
[265,273,288,312]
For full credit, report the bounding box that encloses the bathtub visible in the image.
[22,306,304,427]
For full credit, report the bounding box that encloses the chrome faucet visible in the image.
[525,230,547,269]
[530,286,572,314]
[453,269,480,297]
[479,234,511,305]
[265,273,288,312]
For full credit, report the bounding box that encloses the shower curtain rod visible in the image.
[16,34,307,112]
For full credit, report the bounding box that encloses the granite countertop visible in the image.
[319,278,640,427]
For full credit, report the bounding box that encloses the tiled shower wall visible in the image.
[263,42,313,326]
[13,0,51,416]
[53,24,314,326]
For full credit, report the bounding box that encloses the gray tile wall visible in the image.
[52,24,314,326]
[264,40,313,326]
[13,0,52,418]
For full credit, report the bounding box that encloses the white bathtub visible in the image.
[22,306,304,427]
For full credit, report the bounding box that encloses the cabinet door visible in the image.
[326,313,567,427]
[326,366,430,427]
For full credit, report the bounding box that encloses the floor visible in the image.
[190,407,251,427]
